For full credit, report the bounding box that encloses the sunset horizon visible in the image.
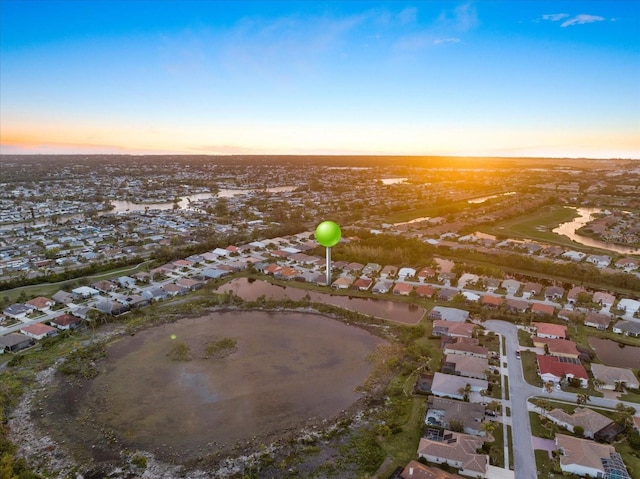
[1,1,639,159]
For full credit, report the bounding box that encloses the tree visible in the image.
[458,383,472,401]
[576,393,590,406]
[573,425,584,437]
[448,419,465,432]
[614,403,634,427]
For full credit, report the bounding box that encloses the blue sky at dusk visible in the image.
[1,1,638,158]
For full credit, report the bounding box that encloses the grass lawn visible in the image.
[517,328,533,347]
[504,376,509,400]
[491,422,505,468]
[377,396,428,477]
[615,440,640,479]
[506,425,514,470]
[529,411,557,439]
[619,390,640,403]
[534,449,555,479]
[521,350,543,387]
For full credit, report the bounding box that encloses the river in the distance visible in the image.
[553,207,640,255]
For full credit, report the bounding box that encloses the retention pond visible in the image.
[38,310,385,465]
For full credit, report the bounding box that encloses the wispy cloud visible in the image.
[542,13,606,27]
[561,14,605,27]
[434,38,461,45]
[397,7,417,25]
[542,13,570,22]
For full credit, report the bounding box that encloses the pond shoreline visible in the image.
[11,306,393,479]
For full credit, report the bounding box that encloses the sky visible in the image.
[1,1,639,159]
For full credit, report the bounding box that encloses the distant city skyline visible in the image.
[1,1,639,159]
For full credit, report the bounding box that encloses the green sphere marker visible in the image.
[315,221,341,285]
[170,334,177,340]
[315,221,341,247]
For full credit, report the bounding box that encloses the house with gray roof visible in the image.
[546,407,613,439]
[425,397,486,437]
[612,320,640,337]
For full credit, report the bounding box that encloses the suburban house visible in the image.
[593,292,616,308]
[567,286,590,305]
[161,283,188,296]
[176,277,204,291]
[483,278,500,293]
[555,434,631,479]
[438,272,457,286]
[372,280,393,294]
[443,338,489,359]
[0,333,35,352]
[393,460,464,479]
[612,320,640,337]
[343,262,364,273]
[432,320,475,339]
[26,296,55,312]
[95,300,131,316]
[425,397,486,436]
[71,286,100,299]
[505,299,529,313]
[583,312,611,330]
[398,267,417,280]
[461,291,480,302]
[522,282,543,298]
[415,285,436,298]
[50,314,83,330]
[430,373,488,401]
[531,303,555,316]
[536,355,588,387]
[480,295,503,308]
[362,263,381,276]
[417,429,488,478]
[332,276,354,289]
[501,279,521,295]
[438,288,458,301]
[428,307,469,322]
[545,407,613,439]
[617,298,640,315]
[52,290,74,305]
[3,303,32,320]
[591,364,639,390]
[558,309,581,322]
[532,338,580,359]
[533,322,567,339]
[443,354,489,380]
[352,277,372,291]
[417,267,437,282]
[393,282,413,296]
[92,280,116,293]
[20,323,58,340]
[615,257,639,272]
[544,286,565,301]
[586,254,612,268]
[380,265,398,279]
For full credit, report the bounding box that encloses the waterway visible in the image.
[553,207,640,255]
[467,191,516,204]
[217,277,426,324]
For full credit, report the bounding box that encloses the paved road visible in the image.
[485,320,537,479]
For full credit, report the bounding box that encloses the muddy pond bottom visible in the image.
[41,310,384,464]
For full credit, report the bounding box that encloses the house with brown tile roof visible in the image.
[331,276,354,289]
[480,295,503,308]
[555,434,631,479]
[417,429,488,478]
[533,322,567,339]
[352,277,372,291]
[380,265,398,279]
[51,314,82,330]
[567,286,590,304]
[432,320,474,338]
[533,338,580,359]
[522,282,543,298]
[592,292,616,308]
[584,312,611,330]
[26,296,54,312]
[417,267,437,281]
[444,354,489,380]
[415,285,436,298]
[20,323,58,340]
[544,286,565,301]
[546,407,613,439]
[531,302,555,316]
[505,299,529,313]
[393,282,413,296]
[443,338,489,359]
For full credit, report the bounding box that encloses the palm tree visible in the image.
[614,402,634,427]
[576,393,590,406]
[458,383,472,401]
